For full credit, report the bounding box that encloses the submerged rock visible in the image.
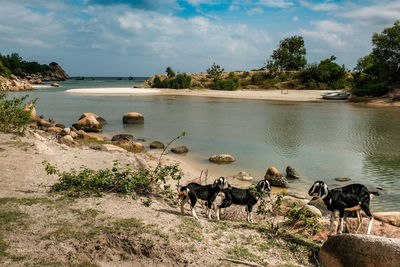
[79,113,107,126]
[335,177,351,182]
[209,154,235,164]
[111,134,134,142]
[171,146,188,154]
[123,112,144,124]
[150,141,165,149]
[72,116,102,132]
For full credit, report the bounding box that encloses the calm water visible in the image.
[13,78,400,211]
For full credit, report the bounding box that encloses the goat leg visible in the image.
[367,217,373,235]
[355,210,362,234]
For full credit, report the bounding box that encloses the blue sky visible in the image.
[0,0,399,76]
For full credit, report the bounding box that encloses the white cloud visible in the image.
[299,1,339,12]
[247,7,263,15]
[292,16,299,22]
[258,0,294,9]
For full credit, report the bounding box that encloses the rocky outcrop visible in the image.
[171,146,188,154]
[319,234,400,267]
[209,154,236,164]
[123,112,144,124]
[264,166,288,187]
[373,212,400,227]
[286,166,300,179]
[43,63,69,81]
[0,75,33,91]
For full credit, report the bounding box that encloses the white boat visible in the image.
[322,92,350,100]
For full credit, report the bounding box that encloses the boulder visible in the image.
[301,204,322,217]
[60,135,74,145]
[37,119,53,128]
[79,113,107,126]
[373,212,400,227]
[77,130,90,139]
[70,131,78,139]
[150,141,165,149]
[335,177,351,182]
[117,140,144,152]
[209,154,235,164]
[61,128,71,136]
[171,146,188,154]
[72,116,102,132]
[233,171,253,181]
[286,166,300,179]
[319,234,400,267]
[51,83,59,87]
[103,144,128,152]
[55,123,66,129]
[308,198,330,216]
[47,126,62,133]
[264,166,288,187]
[23,104,37,121]
[87,133,105,142]
[123,112,144,124]
[111,134,134,142]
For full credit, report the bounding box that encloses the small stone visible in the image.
[111,134,134,142]
[209,154,236,164]
[334,177,351,182]
[150,141,165,149]
[171,146,188,154]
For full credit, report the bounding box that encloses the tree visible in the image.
[206,62,224,79]
[266,36,307,71]
[166,66,175,78]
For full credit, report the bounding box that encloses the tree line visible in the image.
[0,52,56,78]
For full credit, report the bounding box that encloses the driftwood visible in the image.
[218,258,265,267]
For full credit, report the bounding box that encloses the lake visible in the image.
[13,78,400,212]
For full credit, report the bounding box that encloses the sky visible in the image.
[0,0,399,76]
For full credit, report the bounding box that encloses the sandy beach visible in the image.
[66,88,332,102]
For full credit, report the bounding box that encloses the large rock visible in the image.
[72,116,102,132]
[51,83,59,87]
[286,166,300,179]
[60,135,74,145]
[171,146,188,154]
[123,112,144,124]
[23,104,37,121]
[209,154,235,164]
[37,119,53,128]
[79,113,107,126]
[373,212,400,227]
[111,134,134,142]
[233,171,253,181]
[301,204,322,217]
[47,126,62,134]
[319,234,400,267]
[117,140,144,152]
[150,141,165,149]
[264,166,288,187]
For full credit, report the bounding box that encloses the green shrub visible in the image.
[44,161,183,197]
[352,82,388,97]
[0,61,11,78]
[285,203,323,235]
[213,72,240,90]
[206,62,224,79]
[0,91,36,135]
[152,73,191,89]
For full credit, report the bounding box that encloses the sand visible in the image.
[66,88,332,102]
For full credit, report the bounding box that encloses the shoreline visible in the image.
[65,87,400,106]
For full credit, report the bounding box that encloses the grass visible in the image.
[0,235,8,259]
[227,246,259,261]
[70,208,100,220]
[0,197,55,206]
[179,217,203,242]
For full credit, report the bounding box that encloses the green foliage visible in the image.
[285,203,323,235]
[352,20,400,96]
[296,56,347,89]
[0,61,11,78]
[152,73,191,89]
[248,72,277,88]
[0,91,37,135]
[165,66,175,78]
[206,62,224,79]
[213,72,240,90]
[0,52,50,76]
[266,35,307,71]
[44,160,183,197]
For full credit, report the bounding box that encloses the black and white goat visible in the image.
[180,177,229,220]
[216,180,271,223]
[308,181,379,235]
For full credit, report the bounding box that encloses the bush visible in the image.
[285,203,323,235]
[352,82,388,97]
[152,73,192,89]
[0,91,36,135]
[206,62,224,79]
[0,52,50,76]
[0,61,10,78]
[213,72,240,90]
[296,56,347,89]
[44,160,183,197]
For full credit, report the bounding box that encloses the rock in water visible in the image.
[264,166,288,187]
[150,141,165,149]
[111,134,134,142]
[335,177,351,182]
[171,146,188,154]
[123,112,144,124]
[79,113,107,126]
[286,166,300,179]
[319,234,400,267]
[72,116,102,132]
[209,154,236,164]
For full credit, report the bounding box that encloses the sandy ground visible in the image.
[66,88,331,102]
[1,131,399,267]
